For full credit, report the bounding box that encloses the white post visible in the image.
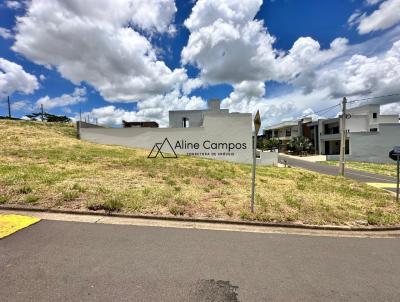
[251,132,257,213]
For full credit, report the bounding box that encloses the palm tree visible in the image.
[287,137,312,155]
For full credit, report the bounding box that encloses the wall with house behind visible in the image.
[327,124,400,163]
[79,113,277,165]
[80,98,278,165]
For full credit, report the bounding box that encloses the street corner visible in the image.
[0,214,41,239]
[366,182,398,189]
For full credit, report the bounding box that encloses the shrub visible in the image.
[25,195,39,203]
[63,191,80,201]
[0,195,9,204]
[18,185,32,194]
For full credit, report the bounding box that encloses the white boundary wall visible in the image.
[80,113,277,165]
[327,124,400,163]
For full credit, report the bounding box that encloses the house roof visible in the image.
[264,120,298,130]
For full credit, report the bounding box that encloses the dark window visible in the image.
[373,113,377,119]
[370,128,378,132]
[285,128,291,137]
[182,117,189,128]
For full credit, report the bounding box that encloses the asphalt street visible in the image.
[1,220,400,301]
[279,155,398,192]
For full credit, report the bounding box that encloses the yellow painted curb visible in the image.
[0,214,41,239]
[366,182,397,188]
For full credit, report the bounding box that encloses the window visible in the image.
[285,128,291,137]
[182,117,189,128]
[373,113,377,119]
[370,128,378,132]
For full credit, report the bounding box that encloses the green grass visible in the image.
[0,120,399,226]
[321,160,397,177]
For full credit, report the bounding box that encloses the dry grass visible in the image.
[0,120,399,226]
[321,160,397,177]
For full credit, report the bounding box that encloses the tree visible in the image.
[257,137,281,151]
[265,138,280,151]
[287,136,312,155]
[26,112,71,123]
[257,137,267,150]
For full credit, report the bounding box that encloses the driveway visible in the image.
[279,154,398,192]
[1,219,400,301]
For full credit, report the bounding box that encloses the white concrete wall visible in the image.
[340,124,400,163]
[80,113,259,164]
[348,124,400,163]
[346,116,369,132]
[377,115,399,124]
[257,151,278,165]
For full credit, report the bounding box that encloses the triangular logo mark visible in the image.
[148,138,177,158]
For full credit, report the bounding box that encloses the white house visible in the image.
[319,104,400,163]
[263,103,400,163]
[169,99,229,128]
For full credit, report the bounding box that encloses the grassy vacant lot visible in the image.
[321,160,397,177]
[0,120,399,226]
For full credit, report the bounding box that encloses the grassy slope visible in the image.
[321,160,397,178]
[0,120,399,226]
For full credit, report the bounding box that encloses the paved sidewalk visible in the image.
[1,209,400,238]
[1,219,400,301]
[279,155,397,193]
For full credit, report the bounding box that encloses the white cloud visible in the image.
[39,74,45,81]
[77,89,207,127]
[381,102,400,115]
[355,0,400,34]
[5,1,22,9]
[182,78,204,95]
[366,0,384,5]
[0,99,33,113]
[0,57,39,97]
[12,0,186,102]
[11,100,33,111]
[182,0,348,87]
[0,27,13,39]
[221,80,336,126]
[184,0,262,31]
[36,87,87,110]
[312,39,400,97]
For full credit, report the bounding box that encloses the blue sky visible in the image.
[1,0,400,126]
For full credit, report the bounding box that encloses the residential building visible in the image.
[169,99,229,128]
[319,104,399,162]
[264,117,315,152]
[122,121,159,128]
[262,103,400,162]
[264,121,299,143]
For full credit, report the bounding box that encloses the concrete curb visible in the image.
[2,205,400,232]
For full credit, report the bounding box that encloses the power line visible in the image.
[299,103,340,119]
[301,92,400,120]
[347,93,400,105]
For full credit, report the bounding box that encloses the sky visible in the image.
[1,0,400,127]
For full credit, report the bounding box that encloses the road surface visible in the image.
[1,220,400,301]
[279,155,397,192]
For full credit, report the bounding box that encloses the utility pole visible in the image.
[251,110,261,213]
[7,96,11,118]
[40,104,44,121]
[397,155,399,203]
[339,97,347,176]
